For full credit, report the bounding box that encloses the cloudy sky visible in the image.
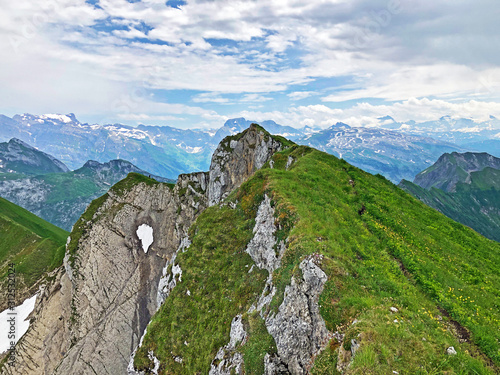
[0,0,499,129]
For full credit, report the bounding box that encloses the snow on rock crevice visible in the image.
[127,327,148,375]
[0,294,37,353]
[136,224,154,253]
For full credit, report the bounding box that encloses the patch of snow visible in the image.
[0,294,37,353]
[157,237,190,307]
[175,142,204,153]
[41,114,72,123]
[137,224,154,253]
[105,126,148,140]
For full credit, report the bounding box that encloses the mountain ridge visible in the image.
[413,151,500,192]
[0,138,69,175]
[0,152,173,231]
[3,113,492,183]
[2,125,499,374]
[400,151,500,242]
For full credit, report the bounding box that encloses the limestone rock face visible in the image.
[245,195,281,273]
[265,257,330,375]
[1,268,72,375]
[2,173,208,375]
[208,124,283,206]
[218,196,330,375]
[209,315,247,375]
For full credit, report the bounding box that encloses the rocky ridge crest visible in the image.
[2,124,288,375]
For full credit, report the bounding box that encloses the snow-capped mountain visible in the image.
[300,123,464,183]
[214,118,304,140]
[0,114,214,179]
[0,115,306,179]
[376,115,500,149]
[0,113,498,182]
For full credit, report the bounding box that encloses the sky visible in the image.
[0,0,499,129]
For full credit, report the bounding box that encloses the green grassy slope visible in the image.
[400,167,500,242]
[134,146,499,374]
[0,197,68,307]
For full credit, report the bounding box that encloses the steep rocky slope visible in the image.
[412,152,500,192]
[2,125,499,375]
[1,124,284,374]
[0,138,69,175]
[0,159,172,231]
[400,152,500,242]
[131,142,500,374]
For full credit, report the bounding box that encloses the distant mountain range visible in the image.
[377,115,500,156]
[1,113,498,182]
[0,138,172,230]
[400,152,500,242]
[300,122,463,183]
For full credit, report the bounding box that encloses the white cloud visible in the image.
[288,91,317,100]
[322,65,500,103]
[192,93,230,104]
[0,0,499,125]
[236,98,500,129]
[117,113,183,122]
[240,94,273,103]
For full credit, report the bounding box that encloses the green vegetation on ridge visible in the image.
[134,202,269,373]
[0,197,68,307]
[134,145,499,374]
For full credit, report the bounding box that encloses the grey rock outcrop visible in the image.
[264,353,290,374]
[246,195,282,273]
[208,124,284,206]
[265,257,331,375]
[241,197,331,375]
[209,315,247,375]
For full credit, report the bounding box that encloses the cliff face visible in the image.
[2,124,285,375]
[208,124,284,206]
[2,174,207,375]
